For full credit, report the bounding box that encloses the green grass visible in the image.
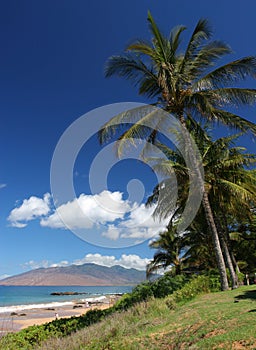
[33,285,256,349]
[1,284,255,349]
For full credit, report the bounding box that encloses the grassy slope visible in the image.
[35,285,256,350]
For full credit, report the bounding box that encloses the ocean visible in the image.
[0,285,133,314]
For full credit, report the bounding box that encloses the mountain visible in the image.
[0,263,146,286]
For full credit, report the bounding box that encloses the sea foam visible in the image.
[0,295,109,314]
[0,301,74,314]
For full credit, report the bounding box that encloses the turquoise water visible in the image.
[0,285,133,309]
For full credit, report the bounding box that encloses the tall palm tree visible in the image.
[145,129,256,288]
[229,209,256,276]
[199,134,256,288]
[100,13,256,290]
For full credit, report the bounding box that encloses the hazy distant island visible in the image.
[0,263,146,286]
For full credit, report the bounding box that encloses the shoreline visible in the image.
[0,295,119,334]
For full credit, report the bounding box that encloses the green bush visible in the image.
[0,308,114,349]
[113,274,188,311]
[165,274,220,309]
[237,272,245,285]
[204,269,221,291]
[151,274,187,298]
[0,274,198,349]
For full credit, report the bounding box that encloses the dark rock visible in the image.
[50,291,88,296]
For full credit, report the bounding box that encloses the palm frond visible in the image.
[152,160,188,178]
[184,41,231,81]
[209,108,256,134]
[147,11,169,63]
[105,53,158,89]
[187,92,256,134]
[194,56,256,90]
[179,18,212,75]
[169,25,186,58]
[99,105,158,144]
[218,179,256,202]
[114,109,168,158]
[204,88,256,108]
[126,39,155,56]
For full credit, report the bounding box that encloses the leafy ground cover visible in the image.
[1,282,255,349]
[36,285,256,350]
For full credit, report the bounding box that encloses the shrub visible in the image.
[204,269,221,291]
[0,308,114,349]
[165,274,220,309]
[151,274,188,298]
[113,274,188,310]
[0,274,195,349]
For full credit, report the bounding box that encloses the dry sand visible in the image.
[0,299,115,335]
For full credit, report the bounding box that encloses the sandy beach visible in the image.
[0,297,116,335]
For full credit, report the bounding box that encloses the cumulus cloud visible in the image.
[120,203,169,240]
[100,204,169,243]
[102,225,121,241]
[8,193,51,228]
[22,259,69,270]
[22,260,52,270]
[75,253,151,270]
[8,190,169,244]
[49,260,69,268]
[40,191,131,229]
[22,254,150,271]
[0,274,11,280]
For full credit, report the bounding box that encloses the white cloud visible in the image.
[0,183,6,189]
[40,191,131,229]
[22,259,70,270]
[100,203,169,243]
[0,274,11,280]
[119,203,169,240]
[49,260,69,268]
[8,193,51,228]
[72,253,150,270]
[102,225,121,241]
[22,254,150,272]
[8,190,169,245]
[22,260,51,270]
[117,254,151,270]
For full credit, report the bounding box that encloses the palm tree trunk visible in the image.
[222,214,241,274]
[202,192,229,290]
[177,114,229,291]
[215,217,238,289]
[230,251,240,274]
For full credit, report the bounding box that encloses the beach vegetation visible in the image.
[0,274,215,349]
[145,130,256,289]
[1,282,255,349]
[99,12,256,290]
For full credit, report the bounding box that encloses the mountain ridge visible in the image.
[0,263,146,286]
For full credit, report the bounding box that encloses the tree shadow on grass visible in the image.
[235,289,256,301]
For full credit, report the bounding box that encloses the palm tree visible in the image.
[146,225,187,278]
[203,135,256,287]
[230,209,256,277]
[147,208,218,278]
[101,13,256,290]
[145,128,256,288]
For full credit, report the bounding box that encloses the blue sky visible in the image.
[0,0,255,278]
